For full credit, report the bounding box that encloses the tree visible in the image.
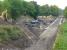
[0,1,5,15]
[30,1,39,19]
[22,1,39,19]
[39,4,50,17]
[59,9,63,16]
[50,5,59,16]
[64,7,67,18]
[3,0,24,20]
[21,1,29,16]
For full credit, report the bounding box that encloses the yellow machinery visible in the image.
[0,10,7,21]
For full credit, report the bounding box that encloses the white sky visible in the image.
[25,0,67,9]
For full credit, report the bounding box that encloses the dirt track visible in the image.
[25,17,63,50]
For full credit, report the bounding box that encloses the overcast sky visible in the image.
[25,0,67,9]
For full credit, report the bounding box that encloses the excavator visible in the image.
[0,10,7,21]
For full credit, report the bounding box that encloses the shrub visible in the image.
[0,25,24,42]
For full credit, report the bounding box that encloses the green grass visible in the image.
[0,25,24,42]
[53,22,67,50]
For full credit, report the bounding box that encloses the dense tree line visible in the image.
[0,0,62,20]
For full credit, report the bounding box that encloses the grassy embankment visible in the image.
[0,25,24,43]
[53,22,67,50]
